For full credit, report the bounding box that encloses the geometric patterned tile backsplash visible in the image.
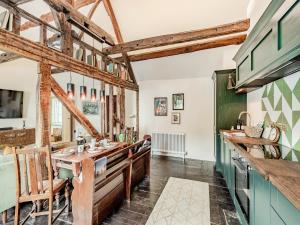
[261,71,300,161]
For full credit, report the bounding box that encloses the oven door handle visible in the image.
[232,157,247,173]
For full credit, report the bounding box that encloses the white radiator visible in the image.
[151,132,186,161]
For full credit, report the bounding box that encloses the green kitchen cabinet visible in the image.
[271,184,300,225]
[213,69,247,173]
[234,0,300,88]
[219,141,300,225]
[270,207,285,225]
[250,169,271,225]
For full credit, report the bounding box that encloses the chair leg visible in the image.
[14,203,20,225]
[48,197,53,225]
[55,192,60,209]
[2,210,7,224]
[64,181,70,213]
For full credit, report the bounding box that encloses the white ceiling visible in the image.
[7,0,249,81]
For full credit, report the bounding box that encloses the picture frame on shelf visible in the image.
[172,93,184,110]
[171,112,180,124]
[154,97,168,116]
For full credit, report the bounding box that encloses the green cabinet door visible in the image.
[229,151,235,198]
[270,207,285,225]
[271,185,300,225]
[250,169,271,225]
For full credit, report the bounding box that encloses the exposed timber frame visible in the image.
[104,19,250,54]
[0,28,138,91]
[103,0,136,138]
[44,0,114,45]
[103,0,137,84]
[116,34,247,62]
[20,0,97,31]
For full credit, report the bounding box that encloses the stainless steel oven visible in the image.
[232,155,250,223]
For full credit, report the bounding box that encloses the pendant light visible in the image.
[80,75,87,100]
[91,80,97,102]
[100,89,105,103]
[67,71,75,99]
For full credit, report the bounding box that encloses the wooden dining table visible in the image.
[51,142,128,178]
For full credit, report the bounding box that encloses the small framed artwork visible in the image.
[154,97,168,116]
[82,101,99,115]
[172,93,184,110]
[171,112,181,124]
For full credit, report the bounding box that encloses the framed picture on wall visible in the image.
[154,97,168,116]
[171,112,180,124]
[172,93,184,110]
[82,101,99,115]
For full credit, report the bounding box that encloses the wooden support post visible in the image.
[38,63,51,147]
[116,87,121,136]
[136,90,140,140]
[109,85,114,140]
[60,12,73,56]
[100,81,106,135]
[12,12,21,35]
[120,87,125,130]
[40,24,47,45]
[38,62,51,179]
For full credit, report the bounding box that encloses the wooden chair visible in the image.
[12,146,70,225]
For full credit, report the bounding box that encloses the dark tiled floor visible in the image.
[1,156,240,225]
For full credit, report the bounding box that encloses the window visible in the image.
[51,98,62,128]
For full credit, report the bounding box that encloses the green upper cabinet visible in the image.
[234,0,300,88]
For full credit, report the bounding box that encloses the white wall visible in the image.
[139,77,214,161]
[247,0,272,32]
[125,90,137,128]
[0,58,38,129]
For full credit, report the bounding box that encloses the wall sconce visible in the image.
[227,74,236,90]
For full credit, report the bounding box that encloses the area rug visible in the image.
[145,177,210,225]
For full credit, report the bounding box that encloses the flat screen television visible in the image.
[0,89,24,118]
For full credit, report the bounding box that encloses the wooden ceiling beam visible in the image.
[0,28,138,91]
[20,0,97,31]
[104,19,250,54]
[103,0,137,84]
[78,0,102,40]
[44,0,114,45]
[115,34,247,62]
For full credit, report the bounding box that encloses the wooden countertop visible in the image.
[220,130,300,210]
